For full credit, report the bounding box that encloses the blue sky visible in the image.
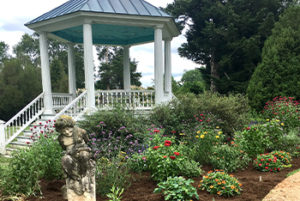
[0,0,199,87]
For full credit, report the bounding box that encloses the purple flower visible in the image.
[92,138,96,141]
[100,121,104,124]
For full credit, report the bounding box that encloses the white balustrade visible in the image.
[52,93,73,109]
[2,93,45,149]
[54,91,88,121]
[95,90,155,110]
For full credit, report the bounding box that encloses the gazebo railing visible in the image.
[52,93,73,109]
[2,93,45,147]
[54,91,88,121]
[95,90,155,110]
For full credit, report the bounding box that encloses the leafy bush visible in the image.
[210,145,251,172]
[234,119,285,158]
[95,157,131,196]
[253,153,283,172]
[262,96,300,130]
[106,185,124,201]
[141,134,203,181]
[189,128,224,164]
[280,129,300,156]
[0,134,63,196]
[200,170,242,197]
[154,176,199,201]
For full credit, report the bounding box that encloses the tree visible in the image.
[0,41,9,64]
[95,47,142,90]
[247,5,300,110]
[166,0,292,93]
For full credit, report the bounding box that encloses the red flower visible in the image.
[259,163,262,167]
[163,156,167,158]
[246,127,251,130]
[277,168,280,171]
[26,141,30,144]
[142,156,146,161]
[260,159,264,162]
[268,158,272,161]
[266,163,269,165]
[265,167,269,169]
[153,129,160,133]
[153,146,160,150]
[171,130,176,134]
[170,156,176,160]
[174,152,180,156]
[164,140,172,147]
[44,134,48,138]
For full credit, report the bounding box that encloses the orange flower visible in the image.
[222,180,226,184]
[222,187,225,189]
[204,176,208,179]
[215,179,219,182]
[207,170,213,174]
[231,185,235,189]
[210,185,214,189]
[217,191,221,195]
[239,183,242,187]
[218,182,221,185]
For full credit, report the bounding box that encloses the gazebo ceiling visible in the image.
[25,0,179,45]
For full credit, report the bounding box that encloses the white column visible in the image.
[164,39,172,100]
[154,25,164,104]
[0,120,6,155]
[67,44,77,98]
[83,23,95,109]
[123,46,131,90]
[39,32,53,114]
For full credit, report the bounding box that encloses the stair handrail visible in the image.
[54,90,87,120]
[4,92,45,146]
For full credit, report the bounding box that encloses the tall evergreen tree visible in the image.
[247,5,300,110]
[0,41,9,65]
[95,47,142,90]
[166,0,292,93]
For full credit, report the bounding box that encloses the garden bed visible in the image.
[25,157,300,201]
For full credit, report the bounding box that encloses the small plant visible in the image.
[271,151,292,165]
[200,170,242,197]
[210,144,251,172]
[253,153,282,172]
[154,176,199,201]
[106,185,124,201]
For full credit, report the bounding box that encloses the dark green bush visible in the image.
[0,134,63,196]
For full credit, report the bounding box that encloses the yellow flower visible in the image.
[179,133,185,136]
[266,119,270,121]
[216,136,220,139]
[231,185,235,189]
[276,119,280,122]
[195,135,199,138]
[216,126,220,129]
[197,130,201,134]
[204,131,208,134]
[200,135,205,139]
[210,185,214,189]
[281,123,284,126]
[218,131,222,135]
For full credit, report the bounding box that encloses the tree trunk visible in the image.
[210,53,219,92]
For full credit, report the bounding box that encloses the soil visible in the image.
[24,157,300,201]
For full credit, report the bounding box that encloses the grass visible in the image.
[287,168,300,177]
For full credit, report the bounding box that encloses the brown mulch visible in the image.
[24,157,300,201]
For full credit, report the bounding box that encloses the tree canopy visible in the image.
[166,0,292,93]
[247,5,300,110]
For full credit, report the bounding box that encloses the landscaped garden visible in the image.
[0,92,299,201]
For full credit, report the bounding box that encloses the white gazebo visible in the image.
[25,0,180,114]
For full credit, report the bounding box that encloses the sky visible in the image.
[0,0,199,87]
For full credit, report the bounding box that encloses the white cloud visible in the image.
[0,0,200,87]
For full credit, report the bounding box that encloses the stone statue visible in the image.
[55,115,96,201]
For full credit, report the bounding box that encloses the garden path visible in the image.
[263,171,300,201]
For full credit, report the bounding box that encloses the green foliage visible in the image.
[0,134,63,196]
[247,6,300,110]
[287,168,300,177]
[234,119,285,158]
[106,185,124,201]
[210,145,251,173]
[254,153,283,172]
[154,176,199,201]
[95,47,141,89]
[200,170,242,197]
[280,129,300,156]
[0,41,9,64]
[262,96,300,130]
[95,157,131,196]
[271,151,292,165]
[167,0,291,93]
[142,134,203,182]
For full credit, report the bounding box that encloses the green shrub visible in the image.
[210,145,251,172]
[234,119,285,158]
[154,176,199,201]
[0,134,63,196]
[262,96,300,130]
[95,157,131,196]
[200,170,242,197]
[271,151,292,165]
[253,153,283,172]
[280,129,300,156]
[141,134,203,182]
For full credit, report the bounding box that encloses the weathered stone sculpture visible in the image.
[55,115,96,201]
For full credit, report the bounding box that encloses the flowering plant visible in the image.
[253,153,282,172]
[154,176,199,201]
[270,151,292,166]
[200,170,242,197]
[263,96,299,130]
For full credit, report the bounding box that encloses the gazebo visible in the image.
[25,0,180,114]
